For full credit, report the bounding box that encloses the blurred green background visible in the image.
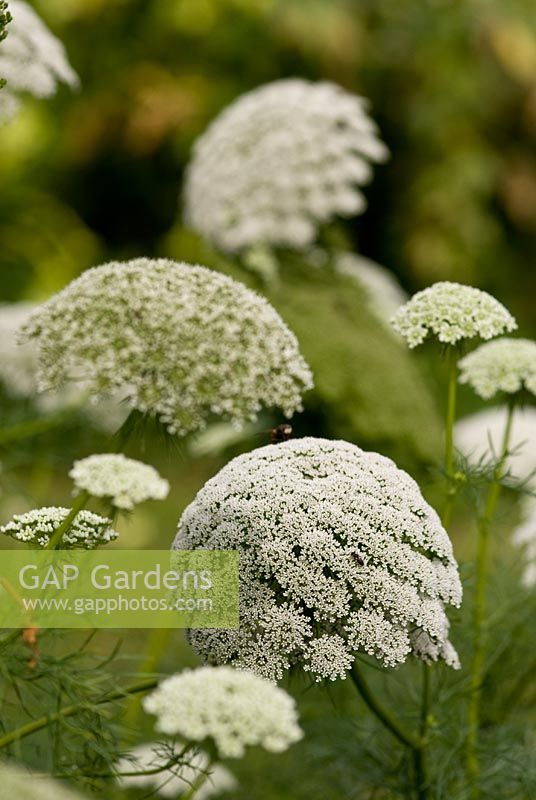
[2,0,536,310]
[1,1,536,798]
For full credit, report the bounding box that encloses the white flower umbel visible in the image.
[22,259,313,436]
[0,0,78,123]
[143,666,303,758]
[184,78,388,252]
[455,406,536,485]
[0,761,88,800]
[512,495,536,589]
[70,454,169,510]
[390,282,517,348]
[173,437,462,681]
[459,338,536,400]
[335,252,407,324]
[0,507,118,548]
[116,744,237,800]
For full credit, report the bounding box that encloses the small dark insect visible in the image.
[351,553,364,566]
[270,424,293,444]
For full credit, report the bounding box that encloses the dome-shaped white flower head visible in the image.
[143,666,303,759]
[0,0,78,123]
[184,78,388,252]
[116,744,237,800]
[455,406,536,484]
[458,338,536,400]
[0,761,89,800]
[21,259,313,437]
[390,282,517,348]
[0,507,118,548]
[69,454,169,510]
[173,437,462,681]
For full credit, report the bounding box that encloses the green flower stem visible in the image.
[181,759,214,800]
[55,744,192,780]
[350,663,427,798]
[465,399,516,798]
[442,346,459,529]
[350,663,420,749]
[0,678,159,751]
[417,346,460,797]
[419,662,432,792]
[45,490,90,550]
[43,410,141,551]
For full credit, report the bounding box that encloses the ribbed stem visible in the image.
[466,401,516,797]
[350,663,420,749]
[442,348,459,529]
[350,663,427,799]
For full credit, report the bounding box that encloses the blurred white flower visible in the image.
[512,495,536,589]
[143,666,303,759]
[0,0,78,122]
[0,761,88,800]
[70,454,169,510]
[335,251,407,324]
[174,437,462,681]
[391,282,517,348]
[0,506,118,548]
[455,406,536,484]
[23,259,313,437]
[0,302,39,397]
[459,338,536,400]
[0,302,131,431]
[116,744,236,800]
[184,78,388,252]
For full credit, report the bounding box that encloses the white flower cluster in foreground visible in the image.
[512,496,536,589]
[0,507,118,548]
[0,0,78,123]
[22,259,313,436]
[70,454,169,510]
[117,744,236,800]
[184,79,388,252]
[335,251,407,324]
[174,438,462,681]
[143,666,303,758]
[391,282,517,348]
[459,338,536,400]
[0,761,88,800]
[455,406,536,484]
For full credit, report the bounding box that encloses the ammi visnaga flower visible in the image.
[22,259,313,436]
[391,281,517,348]
[173,437,462,682]
[459,338,536,400]
[143,666,303,758]
[0,0,78,123]
[184,78,388,252]
[70,454,169,510]
[0,507,118,548]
